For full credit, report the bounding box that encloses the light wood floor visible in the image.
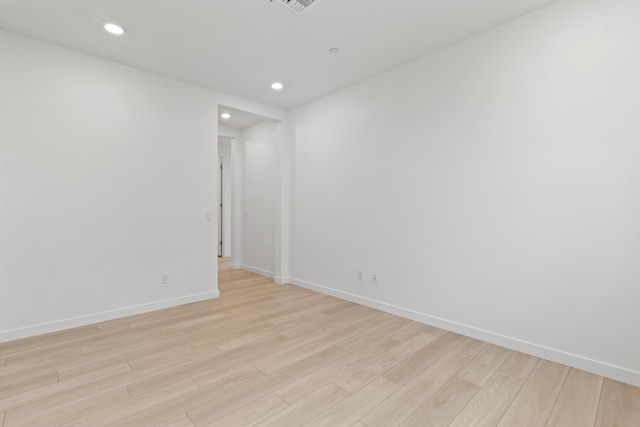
[1,259,639,426]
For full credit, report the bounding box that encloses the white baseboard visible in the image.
[288,277,640,388]
[0,291,219,343]
[274,276,288,285]
[241,264,275,279]
[229,263,242,270]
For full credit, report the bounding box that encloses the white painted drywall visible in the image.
[0,31,284,340]
[239,121,278,277]
[0,31,219,338]
[230,136,245,269]
[218,125,239,140]
[288,0,640,386]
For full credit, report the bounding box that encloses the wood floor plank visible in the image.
[127,355,263,399]
[186,346,349,426]
[127,349,255,396]
[254,333,338,375]
[318,306,381,334]
[7,387,131,427]
[3,368,143,425]
[268,299,352,326]
[0,325,100,359]
[388,321,445,341]
[0,347,82,383]
[79,324,189,355]
[58,378,200,427]
[0,363,131,414]
[400,377,480,427]
[95,318,132,334]
[190,330,329,387]
[57,333,179,380]
[362,347,477,427]
[156,413,194,427]
[498,351,539,379]
[0,363,56,389]
[333,332,437,393]
[114,367,269,427]
[324,311,396,343]
[219,303,322,335]
[257,383,349,427]
[305,377,400,427]
[336,317,411,352]
[594,378,640,427]
[450,371,524,427]
[455,337,489,358]
[457,344,512,387]
[3,344,81,368]
[206,393,288,427]
[546,368,603,427]
[206,325,279,353]
[277,293,330,308]
[275,337,399,404]
[127,342,221,374]
[381,332,465,386]
[0,371,59,401]
[163,313,225,335]
[319,300,362,316]
[275,312,329,335]
[496,359,569,427]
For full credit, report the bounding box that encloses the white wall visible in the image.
[218,125,239,140]
[288,0,640,386]
[239,121,278,277]
[0,31,284,341]
[230,134,245,269]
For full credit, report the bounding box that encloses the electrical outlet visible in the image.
[371,273,379,285]
[161,273,169,284]
[205,211,213,221]
[357,270,364,281]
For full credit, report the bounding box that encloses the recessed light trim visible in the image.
[220,113,231,119]
[103,22,126,36]
[271,82,284,90]
[329,48,340,54]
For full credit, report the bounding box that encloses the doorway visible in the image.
[217,137,233,259]
[217,104,283,284]
[217,155,223,257]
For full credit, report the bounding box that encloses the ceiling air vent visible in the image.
[270,0,316,16]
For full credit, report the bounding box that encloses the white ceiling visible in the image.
[0,0,558,110]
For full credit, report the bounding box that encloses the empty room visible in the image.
[1,0,639,426]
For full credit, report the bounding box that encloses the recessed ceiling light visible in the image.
[329,48,340,54]
[103,22,126,36]
[220,113,231,119]
[271,82,284,91]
